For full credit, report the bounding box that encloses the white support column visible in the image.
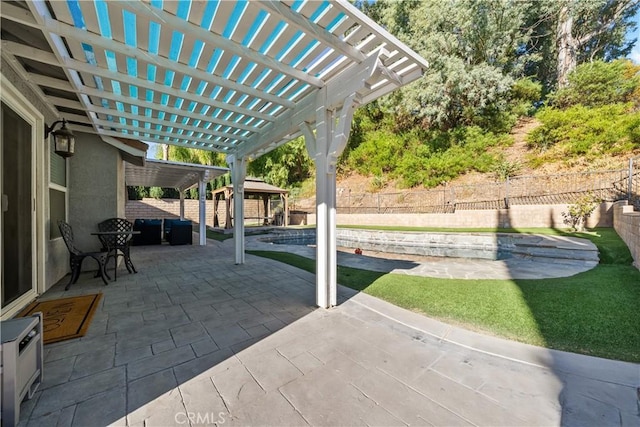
[198,176,206,246]
[227,155,247,264]
[179,190,185,220]
[302,89,358,308]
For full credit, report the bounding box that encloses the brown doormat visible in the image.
[17,293,102,344]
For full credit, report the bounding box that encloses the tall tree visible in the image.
[247,137,313,188]
[165,145,226,166]
[374,0,533,130]
[555,0,639,87]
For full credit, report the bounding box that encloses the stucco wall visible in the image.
[613,201,640,269]
[69,132,122,254]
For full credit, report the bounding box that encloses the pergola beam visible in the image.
[236,50,381,158]
[47,96,241,149]
[0,50,60,118]
[83,107,249,145]
[332,0,429,70]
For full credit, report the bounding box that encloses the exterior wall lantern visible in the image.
[45,119,75,158]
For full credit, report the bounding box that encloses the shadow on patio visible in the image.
[16,236,639,426]
[20,240,328,425]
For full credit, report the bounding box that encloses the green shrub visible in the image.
[550,60,640,108]
[368,175,387,192]
[149,187,164,199]
[345,123,512,189]
[527,103,640,159]
[493,159,521,181]
[347,130,404,176]
[127,186,148,200]
[510,78,542,117]
[511,78,543,104]
[562,193,600,231]
[398,126,509,187]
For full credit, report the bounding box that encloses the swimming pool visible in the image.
[262,229,507,260]
[258,228,599,263]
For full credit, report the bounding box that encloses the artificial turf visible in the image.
[248,227,640,362]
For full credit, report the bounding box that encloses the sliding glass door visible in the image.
[1,100,36,311]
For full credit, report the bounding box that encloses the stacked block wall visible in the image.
[126,198,268,227]
[613,201,640,269]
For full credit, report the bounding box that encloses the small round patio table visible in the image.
[91,230,140,281]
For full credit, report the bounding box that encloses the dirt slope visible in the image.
[333,117,632,195]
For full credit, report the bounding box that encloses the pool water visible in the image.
[259,229,511,260]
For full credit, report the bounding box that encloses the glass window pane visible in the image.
[49,189,65,239]
[50,141,66,186]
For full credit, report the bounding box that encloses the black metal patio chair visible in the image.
[58,220,110,290]
[97,217,137,277]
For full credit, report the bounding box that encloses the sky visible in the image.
[147,142,158,159]
[628,9,640,64]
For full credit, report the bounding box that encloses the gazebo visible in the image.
[212,178,289,229]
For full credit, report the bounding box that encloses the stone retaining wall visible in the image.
[325,202,614,229]
[261,228,599,262]
[613,201,640,269]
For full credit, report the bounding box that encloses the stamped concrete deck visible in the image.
[16,238,639,426]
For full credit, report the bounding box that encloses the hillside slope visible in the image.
[333,117,635,195]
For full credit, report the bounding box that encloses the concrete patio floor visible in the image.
[16,238,639,426]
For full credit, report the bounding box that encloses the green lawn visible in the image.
[248,228,640,362]
[206,229,234,241]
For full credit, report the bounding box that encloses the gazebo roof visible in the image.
[1,0,427,159]
[212,177,288,196]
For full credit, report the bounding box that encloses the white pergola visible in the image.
[1,0,428,308]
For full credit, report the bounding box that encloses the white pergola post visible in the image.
[300,51,392,308]
[228,155,247,264]
[198,175,206,246]
[302,89,358,308]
